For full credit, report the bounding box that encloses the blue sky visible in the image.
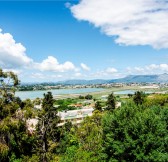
[0,0,168,82]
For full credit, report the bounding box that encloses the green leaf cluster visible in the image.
[102,102,168,161]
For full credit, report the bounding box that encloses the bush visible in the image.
[85,94,93,100]
[79,95,85,99]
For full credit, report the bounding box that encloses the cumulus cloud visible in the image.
[146,64,168,72]
[91,67,119,79]
[127,63,168,75]
[71,0,168,48]
[0,29,33,68]
[35,56,77,72]
[81,63,90,71]
[106,67,118,73]
[0,28,78,74]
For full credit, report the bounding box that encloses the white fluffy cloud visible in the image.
[91,67,118,79]
[35,56,77,72]
[106,67,118,73]
[81,63,90,71]
[31,73,65,81]
[0,29,78,73]
[0,29,33,68]
[71,0,168,48]
[127,64,168,74]
[146,64,168,72]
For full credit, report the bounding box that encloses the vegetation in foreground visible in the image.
[0,68,168,162]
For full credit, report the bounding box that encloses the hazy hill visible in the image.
[22,73,168,85]
[109,73,168,83]
[57,73,168,85]
[57,79,108,85]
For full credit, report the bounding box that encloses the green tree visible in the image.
[106,93,116,112]
[133,91,145,105]
[79,95,85,99]
[94,101,102,112]
[0,69,35,161]
[36,92,60,162]
[85,94,93,100]
[54,121,73,154]
[61,111,104,162]
[102,103,168,161]
[145,94,168,107]
[128,93,133,98]
[33,97,41,105]
[0,68,19,104]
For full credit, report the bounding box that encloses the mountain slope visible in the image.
[57,79,109,85]
[109,74,159,83]
[57,74,168,85]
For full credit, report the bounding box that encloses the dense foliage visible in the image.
[36,92,60,162]
[0,69,35,162]
[60,111,104,162]
[0,68,168,162]
[102,103,168,161]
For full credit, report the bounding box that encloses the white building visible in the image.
[57,108,94,126]
[26,108,94,133]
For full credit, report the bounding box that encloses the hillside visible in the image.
[110,73,168,83]
[57,73,168,85]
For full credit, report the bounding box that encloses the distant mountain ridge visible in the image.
[111,73,168,83]
[22,73,168,85]
[57,79,108,85]
[57,73,168,85]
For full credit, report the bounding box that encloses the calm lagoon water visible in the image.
[16,88,104,100]
[114,90,153,95]
[114,90,136,95]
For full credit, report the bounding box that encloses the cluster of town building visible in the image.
[27,99,122,133]
[18,82,168,91]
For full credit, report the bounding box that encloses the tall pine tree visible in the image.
[36,92,60,162]
[106,93,116,112]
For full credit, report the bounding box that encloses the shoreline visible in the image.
[15,86,168,100]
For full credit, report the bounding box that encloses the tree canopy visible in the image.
[133,91,146,105]
[106,93,116,112]
[102,103,168,161]
[0,68,168,162]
